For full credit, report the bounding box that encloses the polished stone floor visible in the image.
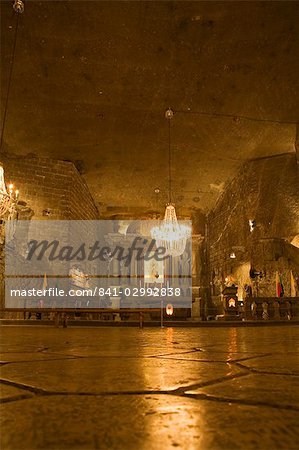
[1,325,299,450]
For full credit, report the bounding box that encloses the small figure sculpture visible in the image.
[251,301,257,319]
[262,302,269,320]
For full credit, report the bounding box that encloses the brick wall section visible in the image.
[1,155,98,220]
[68,167,99,220]
[208,153,299,297]
[0,155,98,317]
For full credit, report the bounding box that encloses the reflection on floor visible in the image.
[1,326,299,449]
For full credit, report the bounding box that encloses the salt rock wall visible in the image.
[208,153,299,298]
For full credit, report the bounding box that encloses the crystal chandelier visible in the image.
[151,203,190,257]
[151,109,191,257]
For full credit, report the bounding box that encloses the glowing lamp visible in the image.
[166,303,174,316]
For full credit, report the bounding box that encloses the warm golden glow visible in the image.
[0,165,19,218]
[151,204,191,257]
[166,303,174,315]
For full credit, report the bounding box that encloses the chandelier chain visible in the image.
[150,109,191,257]
[168,118,172,203]
[0,12,20,151]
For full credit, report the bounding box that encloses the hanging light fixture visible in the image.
[151,109,191,257]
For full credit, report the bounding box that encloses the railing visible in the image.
[244,297,299,320]
[1,307,162,327]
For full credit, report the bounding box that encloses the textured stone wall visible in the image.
[0,155,98,316]
[1,154,98,220]
[208,153,299,299]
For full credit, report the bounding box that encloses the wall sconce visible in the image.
[249,220,256,232]
[0,165,19,219]
[249,268,264,279]
[42,209,51,217]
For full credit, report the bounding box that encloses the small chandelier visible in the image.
[13,0,25,14]
[151,109,191,257]
[0,164,19,219]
